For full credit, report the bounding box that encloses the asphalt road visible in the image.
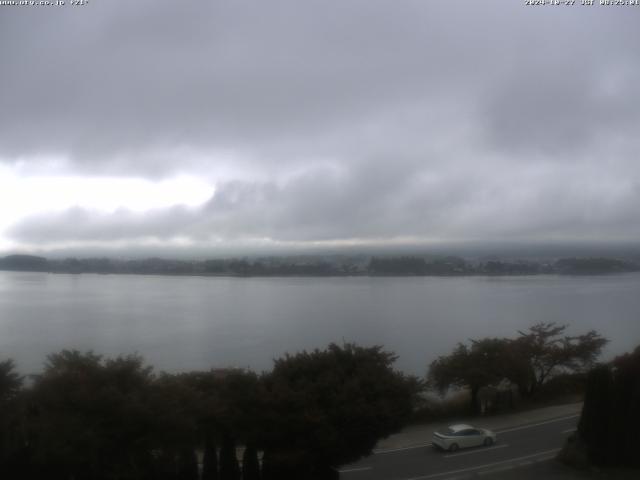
[339,414,579,480]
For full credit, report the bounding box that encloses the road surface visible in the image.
[339,414,579,480]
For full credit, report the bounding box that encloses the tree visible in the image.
[177,448,198,480]
[428,338,509,413]
[0,359,24,475]
[202,434,219,480]
[180,368,264,480]
[219,433,240,480]
[261,343,421,478]
[26,350,162,479]
[0,360,22,402]
[146,373,201,478]
[428,324,607,410]
[512,323,608,396]
[577,365,613,465]
[242,444,260,480]
[571,345,640,468]
[608,345,640,466]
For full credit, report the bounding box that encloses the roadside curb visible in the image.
[374,442,435,455]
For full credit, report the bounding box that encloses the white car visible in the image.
[432,424,497,452]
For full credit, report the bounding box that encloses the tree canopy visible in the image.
[428,323,608,411]
[261,343,422,478]
[0,343,420,479]
[575,345,640,467]
[429,338,509,413]
[512,323,608,396]
[0,360,22,403]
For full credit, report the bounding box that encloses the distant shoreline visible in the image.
[1,254,638,278]
[3,270,640,279]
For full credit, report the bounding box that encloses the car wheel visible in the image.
[484,437,494,447]
[449,443,459,452]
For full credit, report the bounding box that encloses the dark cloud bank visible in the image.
[2,1,640,253]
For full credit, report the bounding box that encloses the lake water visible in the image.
[1,271,639,376]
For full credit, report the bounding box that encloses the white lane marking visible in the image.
[496,414,579,434]
[374,443,432,454]
[338,466,373,473]
[444,444,508,458]
[533,454,557,462]
[478,465,514,476]
[562,428,576,434]
[404,448,561,480]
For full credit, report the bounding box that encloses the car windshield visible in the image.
[440,427,459,436]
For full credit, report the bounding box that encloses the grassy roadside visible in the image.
[409,388,584,426]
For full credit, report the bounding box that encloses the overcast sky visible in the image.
[1,0,639,256]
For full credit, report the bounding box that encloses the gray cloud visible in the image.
[0,1,540,170]
[2,1,640,249]
[10,158,640,247]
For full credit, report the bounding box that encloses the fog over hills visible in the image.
[3,240,640,264]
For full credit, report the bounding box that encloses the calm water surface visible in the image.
[1,271,639,376]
